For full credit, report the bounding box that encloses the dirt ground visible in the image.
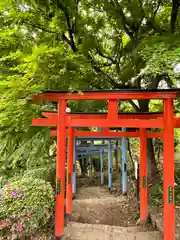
[71,173,154,230]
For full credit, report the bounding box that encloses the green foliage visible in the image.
[19,166,56,187]
[149,180,163,206]
[139,35,180,87]
[0,128,54,182]
[149,162,180,206]
[0,176,54,237]
[175,162,180,203]
[0,2,180,230]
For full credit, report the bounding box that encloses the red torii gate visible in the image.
[32,89,180,240]
[32,113,164,224]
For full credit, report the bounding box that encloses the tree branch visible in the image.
[95,45,116,63]
[56,1,77,52]
[110,0,134,40]
[138,0,167,34]
[0,70,26,76]
[99,62,113,67]
[162,75,177,88]
[127,138,135,171]
[23,21,57,34]
[153,0,163,19]
[87,53,116,84]
[128,100,140,112]
[62,33,72,45]
[72,0,81,34]
[131,66,149,87]
[22,20,73,49]
[171,0,180,33]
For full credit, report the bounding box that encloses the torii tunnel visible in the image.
[31,89,180,240]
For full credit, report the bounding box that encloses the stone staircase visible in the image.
[64,185,162,240]
[64,222,161,240]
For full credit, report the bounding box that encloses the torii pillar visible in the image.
[55,100,67,239]
[163,99,175,240]
[66,126,74,215]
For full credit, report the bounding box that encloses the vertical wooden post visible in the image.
[108,100,118,120]
[55,100,67,239]
[98,127,104,184]
[72,136,76,194]
[89,155,93,180]
[163,99,175,240]
[108,140,112,189]
[102,127,109,132]
[122,128,127,195]
[100,150,104,185]
[66,126,74,215]
[139,128,148,221]
[136,162,140,211]
[90,141,94,179]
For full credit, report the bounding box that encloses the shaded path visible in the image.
[64,178,162,240]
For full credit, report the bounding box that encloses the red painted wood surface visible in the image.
[50,129,163,139]
[55,100,67,238]
[66,126,74,214]
[32,90,179,101]
[140,128,148,221]
[32,114,180,129]
[163,99,175,240]
[42,112,166,119]
[68,118,163,128]
[32,117,164,128]
[108,100,118,120]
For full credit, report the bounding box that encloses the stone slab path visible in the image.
[64,185,162,240]
[64,222,161,240]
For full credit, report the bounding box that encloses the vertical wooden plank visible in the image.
[122,128,127,195]
[89,155,93,180]
[108,140,113,189]
[100,150,104,185]
[140,128,148,221]
[108,100,118,120]
[66,126,74,214]
[72,136,76,194]
[163,99,175,240]
[55,100,67,239]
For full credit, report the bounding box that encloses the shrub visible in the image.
[175,161,180,204]
[9,165,56,188]
[0,176,54,238]
[149,161,180,206]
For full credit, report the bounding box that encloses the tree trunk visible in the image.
[138,100,159,180]
[79,158,86,176]
[113,140,119,171]
[117,140,121,172]
[147,139,159,179]
[127,138,135,176]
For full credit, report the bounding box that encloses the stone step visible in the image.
[66,222,152,233]
[64,222,162,240]
[76,194,114,200]
[76,186,116,200]
[73,196,126,204]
